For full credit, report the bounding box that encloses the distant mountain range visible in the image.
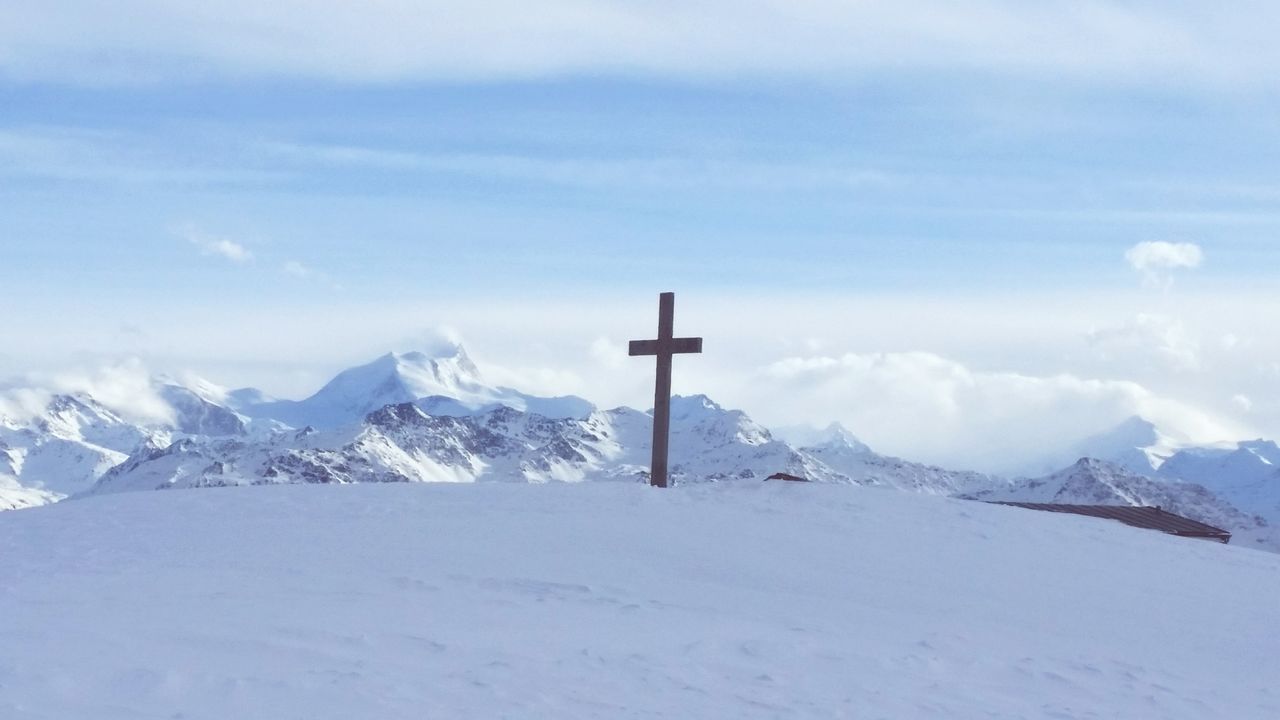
[1,345,1275,551]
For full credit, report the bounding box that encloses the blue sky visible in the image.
[4,2,1280,470]
[6,76,1280,299]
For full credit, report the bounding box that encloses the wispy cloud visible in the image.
[0,128,279,186]
[282,260,313,278]
[183,228,254,264]
[263,141,899,192]
[1086,313,1201,372]
[6,2,1276,88]
[281,259,342,290]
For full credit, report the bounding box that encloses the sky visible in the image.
[3,2,1280,473]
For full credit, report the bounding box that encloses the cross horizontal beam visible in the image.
[628,337,703,356]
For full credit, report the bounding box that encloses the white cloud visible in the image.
[1233,394,1253,413]
[589,337,627,370]
[17,359,175,425]
[1125,241,1203,272]
[0,386,53,423]
[1125,241,1203,288]
[4,2,1280,88]
[1086,313,1201,372]
[184,229,253,264]
[399,327,467,360]
[7,290,1279,472]
[754,351,1241,474]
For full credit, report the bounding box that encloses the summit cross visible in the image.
[629,292,703,488]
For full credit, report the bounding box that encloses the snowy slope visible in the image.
[0,481,56,511]
[0,441,57,509]
[968,457,1275,551]
[2,482,1277,719]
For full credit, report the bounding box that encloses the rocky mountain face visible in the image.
[91,395,853,493]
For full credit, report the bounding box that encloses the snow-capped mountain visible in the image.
[237,346,595,428]
[156,383,247,436]
[1158,440,1280,525]
[6,343,1280,554]
[967,457,1275,551]
[90,394,847,494]
[0,393,166,499]
[1029,416,1184,477]
[798,422,1001,496]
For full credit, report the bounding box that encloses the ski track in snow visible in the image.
[1,482,1278,719]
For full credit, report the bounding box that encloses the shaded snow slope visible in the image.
[2,483,1278,719]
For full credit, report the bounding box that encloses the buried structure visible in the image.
[989,503,1232,543]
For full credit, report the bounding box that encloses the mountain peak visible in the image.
[1110,415,1160,441]
[671,394,721,413]
[386,345,481,384]
[1065,456,1157,481]
[1048,416,1178,477]
[318,347,484,408]
[812,422,871,453]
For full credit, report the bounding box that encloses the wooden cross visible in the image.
[629,292,703,488]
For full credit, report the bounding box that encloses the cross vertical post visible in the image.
[629,292,702,488]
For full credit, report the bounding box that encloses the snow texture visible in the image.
[1,482,1277,719]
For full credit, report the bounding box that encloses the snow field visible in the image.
[1,481,1277,719]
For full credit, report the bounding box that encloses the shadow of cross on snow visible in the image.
[629,292,702,489]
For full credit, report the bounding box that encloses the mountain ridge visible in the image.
[3,346,1277,553]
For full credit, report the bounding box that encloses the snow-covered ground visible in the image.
[2,482,1277,719]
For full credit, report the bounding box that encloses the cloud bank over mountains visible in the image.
[1,235,1268,475]
[755,350,1242,474]
[0,334,1250,476]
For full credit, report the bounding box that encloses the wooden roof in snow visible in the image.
[989,503,1232,543]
